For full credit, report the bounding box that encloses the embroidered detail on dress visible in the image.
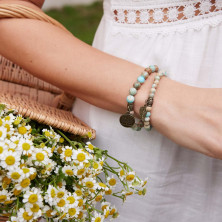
[110,0,222,37]
[112,0,222,24]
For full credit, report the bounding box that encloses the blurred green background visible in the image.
[45,2,103,45]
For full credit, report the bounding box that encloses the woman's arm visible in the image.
[1,0,222,160]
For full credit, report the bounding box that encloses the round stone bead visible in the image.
[158,70,164,76]
[149,65,156,72]
[154,80,159,84]
[142,71,149,79]
[150,88,156,93]
[149,93,155,98]
[137,76,145,83]
[144,122,150,127]
[129,87,137,96]
[145,117,150,122]
[155,75,160,80]
[133,82,141,89]
[130,111,134,115]
[146,112,151,117]
[127,95,135,103]
[146,106,152,112]
[152,84,157,88]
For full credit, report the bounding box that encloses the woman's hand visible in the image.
[150,77,222,159]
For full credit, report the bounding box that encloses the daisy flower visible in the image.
[23,188,43,205]
[0,150,20,170]
[126,171,136,182]
[107,176,117,188]
[7,168,24,182]
[72,149,91,164]
[82,177,97,189]
[85,141,95,153]
[18,138,34,156]
[62,165,74,177]
[60,146,74,162]
[66,192,80,206]
[17,208,34,222]
[45,185,57,206]
[91,212,104,222]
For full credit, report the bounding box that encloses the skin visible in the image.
[0,0,222,159]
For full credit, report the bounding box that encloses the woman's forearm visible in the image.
[1,2,222,160]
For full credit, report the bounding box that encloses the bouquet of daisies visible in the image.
[0,104,147,222]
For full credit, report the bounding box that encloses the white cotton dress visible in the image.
[73,0,222,221]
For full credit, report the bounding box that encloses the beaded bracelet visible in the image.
[119,65,159,130]
[139,70,168,131]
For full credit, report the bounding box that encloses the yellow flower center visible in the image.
[138,191,143,195]
[75,190,82,196]
[109,178,117,186]
[0,146,3,154]
[0,195,7,202]
[30,172,37,180]
[85,181,94,188]
[102,205,108,211]
[0,131,3,137]
[68,208,76,216]
[36,153,45,161]
[51,189,56,198]
[13,189,21,196]
[110,208,116,215]
[105,189,112,195]
[64,149,73,158]
[5,116,10,121]
[11,172,21,180]
[78,199,83,207]
[22,168,30,174]
[88,144,94,150]
[126,175,135,181]
[57,199,66,207]
[22,143,31,151]
[93,162,99,169]
[31,204,40,213]
[44,131,51,137]
[0,119,2,126]
[13,119,21,125]
[78,211,83,219]
[77,153,86,162]
[98,182,107,188]
[46,210,53,217]
[95,195,103,202]
[67,196,75,204]
[4,124,10,132]
[28,194,38,203]
[84,162,90,168]
[23,212,33,220]
[65,169,74,176]
[59,138,64,143]
[105,210,110,218]
[57,191,65,198]
[18,126,27,135]
[120,170,125,176]
[20,178,30,188]
[5,156,15,165]
[77,169,85,175]
[126,192,133,196]
[95,217,101,222]
[40,143,45,148]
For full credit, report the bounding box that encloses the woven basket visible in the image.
[0,4,96,221]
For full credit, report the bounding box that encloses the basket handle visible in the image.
[0,4,69,32]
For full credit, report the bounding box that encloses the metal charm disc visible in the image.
[119,113,135,128]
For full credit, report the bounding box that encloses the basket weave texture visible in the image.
[0,4,96,139]
[0,4,96,221]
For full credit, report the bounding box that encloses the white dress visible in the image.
[73,1,222,221]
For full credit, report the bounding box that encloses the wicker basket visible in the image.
[0,4,96,221]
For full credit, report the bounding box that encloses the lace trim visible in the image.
[112,0,222,25]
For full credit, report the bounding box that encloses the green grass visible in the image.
[45,1,103,45]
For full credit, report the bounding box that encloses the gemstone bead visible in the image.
[137,76,145,83]
[129,87,137,96]
[150,65,156,72]
[146,112,151,117]
[145,117,150,122]
[146,106,152,112]
[155,76,160,80]
[150,88,156,93]
[154,80,159,84]
[152,84,157,88]
[127,95,135,103]
[149,93,155,98]
[142,71,149,79]
[134,82,141,89]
